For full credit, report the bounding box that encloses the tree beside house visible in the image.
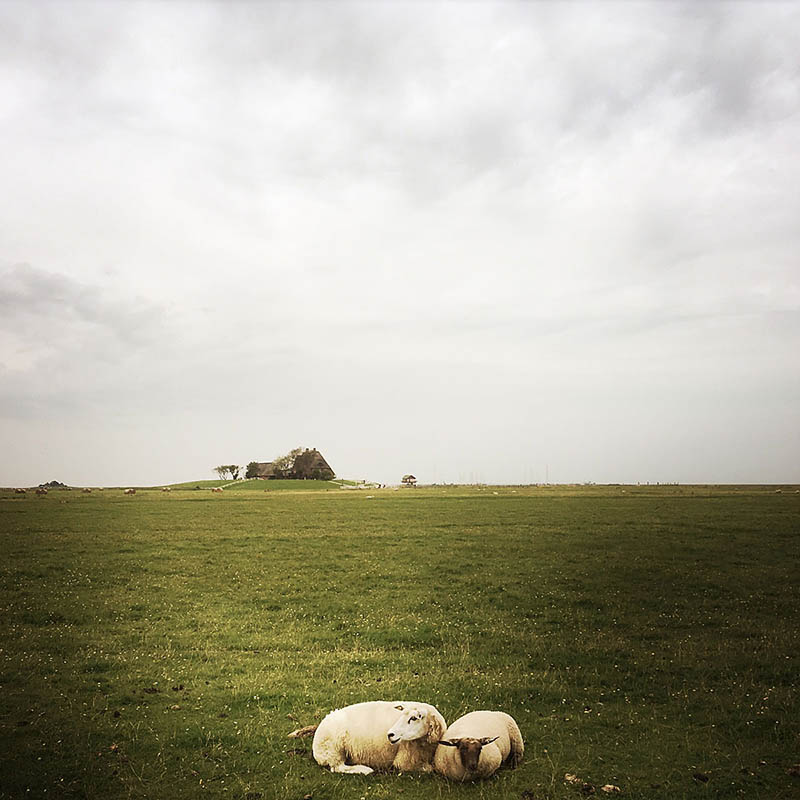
[213,465,241,480]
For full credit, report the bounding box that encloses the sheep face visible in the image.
[387,705,433,744]
[438,737,498,773]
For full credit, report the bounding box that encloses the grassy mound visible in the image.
[157,479,340,492]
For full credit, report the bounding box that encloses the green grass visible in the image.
[1,485,798,799]
[218,479,340,492]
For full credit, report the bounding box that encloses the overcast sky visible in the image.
[1,1,798,487]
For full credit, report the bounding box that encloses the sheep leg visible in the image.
[288,724,318,738]
[331,763,374,775]
[314,742,374,774]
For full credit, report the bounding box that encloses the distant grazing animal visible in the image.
[14,488,27,494]
[289,700,446,775]
[161,487,172,492]
[82,488,92,494]
[434,711,523,781]
[124,488,136,495]
[35,488,48,496]
[211,487,224,493]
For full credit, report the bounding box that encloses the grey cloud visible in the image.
[0,263,165,350]
[668,4,800,133]
[9,0,795,208]
[0,263,171,421]
[0,263,309,424]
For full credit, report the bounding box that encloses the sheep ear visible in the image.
[480,736,499,746]
[438,739,458,747]
[427,712,446,742]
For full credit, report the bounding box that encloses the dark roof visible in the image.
[293,449,335,479]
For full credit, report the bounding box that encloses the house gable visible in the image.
[292,449,335,480]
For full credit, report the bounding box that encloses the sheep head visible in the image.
[387,705,436,744]
[438,737,499,772]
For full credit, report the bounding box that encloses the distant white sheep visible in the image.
[434,710,524,781]
[289,700,446,775]
[124,488,136,495]
[211,487,224,493]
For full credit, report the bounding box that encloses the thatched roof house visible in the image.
[251,462,277,479]
[250,449,335,481]
[292,449,335,480]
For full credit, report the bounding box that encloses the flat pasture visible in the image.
[1,485,798,799]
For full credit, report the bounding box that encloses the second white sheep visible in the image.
[434,710,524,780]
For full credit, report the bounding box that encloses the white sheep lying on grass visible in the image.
[288,700,446,775]
[434,710,524,780]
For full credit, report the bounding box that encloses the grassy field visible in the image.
[1,485,798,799]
